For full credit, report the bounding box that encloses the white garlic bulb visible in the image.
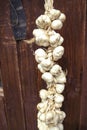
[50,64,62,76]
[59,13,66,23]
[55,84,65,94]
[35,48,47,63]
[56,111,66,121]
[40,58,54,71]
[54,71,66,84]
[33,29,46,37]
[42,72,54,83]
[58,123,64,130]
[39,89,48,100]
[38,64,46,73]
[51,20,63,30]
[49,33,60,47]
[58,37,64,46]
[38,119,49,130]
[46,9,61,21]
[55,103,62,109]
[37,101,48,113]
[54,94,64,103]
[36,34,49,47]
[46,111,54,124]
[39,113,46,122]
[36,15,51,29]
[53,46,64,61]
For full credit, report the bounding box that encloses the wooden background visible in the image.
[0,0,87,130]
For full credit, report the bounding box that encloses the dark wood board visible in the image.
[0,0,26,130]
[0,96,8,130]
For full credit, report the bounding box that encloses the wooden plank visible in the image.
[0,96,8,130]
[0,1,26,130]
[17,0,86,130]
[79,1,87,130]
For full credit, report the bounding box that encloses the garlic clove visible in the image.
[42,72,54,83]
[35,48,47,63]
[53,46,64,61]
[54,94,64,103]
[59,13,66,23]
[55,84,65,94]
[46,9,61,21]
[51,20,63,30]
[39,89,48,100]
[36,15,51,29]
[50,64,62,76]
[58,123,64,130]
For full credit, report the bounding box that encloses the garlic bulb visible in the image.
[35,48,47,63]
[36,15,51,29]
[39,89,48,100]
[50,64,62,76]
[51,20,63,30]
[39,113,46,122]
[54,94,64,103]
[49,33,60,47]
[36,34,49,47]
[40,58,54,71]
[58,124,64,130]
[46,9,61,21]
[33,29,46,37]
[54,71,66,84]
[55,84,65,94]
[42,72,54,83]
[59,13,66,23]
[32,1,66,130]
[53,46,64,61]
[55,103,62,109]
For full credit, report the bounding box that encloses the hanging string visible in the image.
[44,0,54,12]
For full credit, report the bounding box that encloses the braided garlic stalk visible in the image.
[33,0,66,130]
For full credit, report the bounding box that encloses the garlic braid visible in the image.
[33,0,66,130]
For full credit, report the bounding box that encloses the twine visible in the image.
[44,0,54,11]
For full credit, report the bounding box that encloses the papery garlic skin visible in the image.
[36,15,51,29]
[51,20,63,30]
[32,1,66,130]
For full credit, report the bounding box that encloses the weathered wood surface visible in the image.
[0,96,8,130]
[79,2,87,130]
[0,0,26,130]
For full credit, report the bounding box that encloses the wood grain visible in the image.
[79,1,87,130]
[0,1,26,130]
[0,97,8,130]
